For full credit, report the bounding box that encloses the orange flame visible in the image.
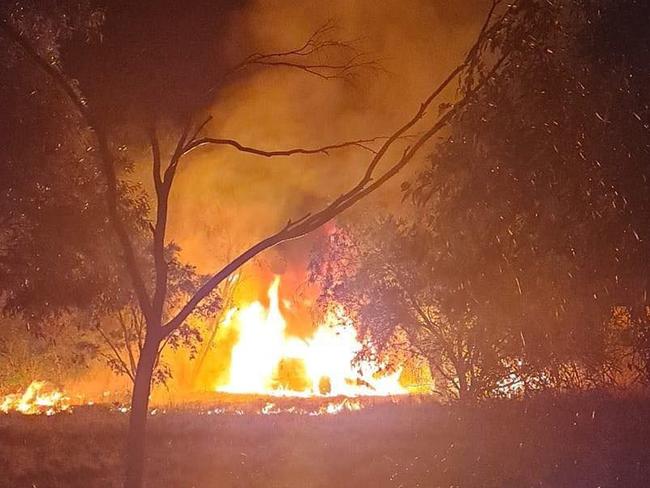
[0,380,71,416]
[216,276,406,397]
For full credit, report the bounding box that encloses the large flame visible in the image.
[216,276,406,397]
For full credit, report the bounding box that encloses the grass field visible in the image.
[1,393,649,488]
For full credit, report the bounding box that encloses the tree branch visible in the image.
[131,306,145,351]
[182,136,386,158]
[150,122,195,327]
[95,321,134,382]
[118,310,138,376]
[149,127,163,192]
[226,19,379,83]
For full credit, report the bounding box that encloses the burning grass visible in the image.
[0,381,71,416]
[212,276,412,397]
[1,393,650,487]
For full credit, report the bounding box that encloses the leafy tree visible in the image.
[313,0,650,400]
[0,0,146,321]
[408,0,650,387]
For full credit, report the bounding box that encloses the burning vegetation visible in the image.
[1,0,650,487]
[1,276,421,417]
[215,276,410,397]
[0,381,70,416]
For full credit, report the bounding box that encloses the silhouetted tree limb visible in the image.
[227,19,380,82]
[95,321,135,383]
[182,135,387,158]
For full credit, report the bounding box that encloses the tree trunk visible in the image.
[124,338,159,488]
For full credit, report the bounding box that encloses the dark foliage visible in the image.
[408,0,650,383]
[0,0,149,321]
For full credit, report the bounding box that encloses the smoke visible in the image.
[165,0,488,275]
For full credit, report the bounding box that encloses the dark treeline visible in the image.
[311,0,650,402]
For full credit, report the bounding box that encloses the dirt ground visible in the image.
[1,393,649,488]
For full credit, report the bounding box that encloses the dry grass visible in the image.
[1,392,649,488]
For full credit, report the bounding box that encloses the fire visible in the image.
[0,278,411,417]
[0,380,71,416]
[260,398,363,415]
[216,276,407,397]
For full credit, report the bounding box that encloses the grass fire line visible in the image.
[1,276,428,417]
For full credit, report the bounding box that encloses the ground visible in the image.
[1,393,649,488]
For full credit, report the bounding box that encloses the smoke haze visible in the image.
[164,0,488,274]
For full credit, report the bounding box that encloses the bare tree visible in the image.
[1,1,515,486]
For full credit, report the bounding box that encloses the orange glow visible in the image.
[216,276,406,397]
[0,381,70,416]
[260,398,363,415]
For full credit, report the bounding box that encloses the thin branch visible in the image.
[205,20,379,100]
[229,19,374,81]
[162,121,192,185]
[240,20,342,63]
[95,321,134,382]
[0,22,87,115]
[245,58,380,81]
[468,0,503,61]
[158,333,174,358]
[99,352,135,383]
[149,127,163,192]
[153,331,177,373]
[118,311,138,376]
[151,121,193,326]
[131,306,145,352]
[188,115,213,144]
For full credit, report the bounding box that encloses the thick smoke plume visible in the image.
[167,0,487,274]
